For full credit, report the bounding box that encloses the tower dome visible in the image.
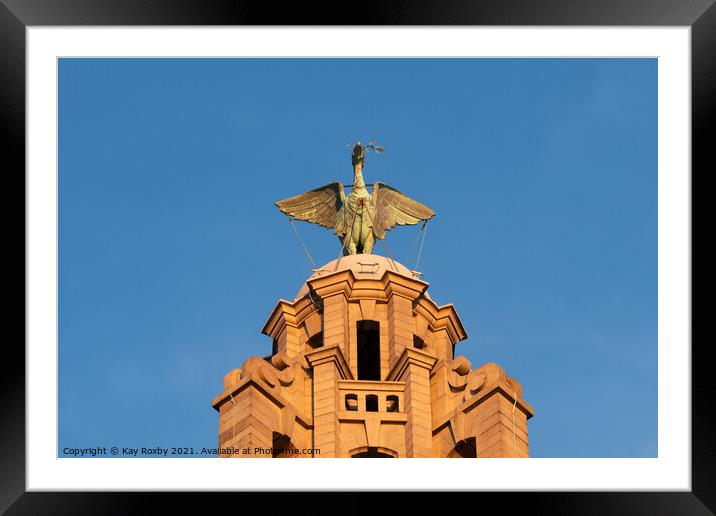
[294,254,428,301]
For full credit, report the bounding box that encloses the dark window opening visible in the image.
[272,432,297,458]
[413,335,426,349]
[352,447,394,458]
[307,332,323,350]
[452,437,477,458]
[386,395,399,413]
[365,394,379,412]
[357,320,381,380]
[345,393,358,411]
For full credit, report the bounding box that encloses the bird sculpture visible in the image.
[275,142,435,255]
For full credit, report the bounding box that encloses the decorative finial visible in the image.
[275,141,434,255]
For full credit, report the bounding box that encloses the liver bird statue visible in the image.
[275,142,435,255]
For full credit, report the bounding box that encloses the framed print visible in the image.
[5,0,711,513]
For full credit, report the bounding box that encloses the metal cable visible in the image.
[287,215,317,270]
[414,220,429,272]
[405,220,425,265]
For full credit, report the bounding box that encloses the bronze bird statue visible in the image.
[275,142,435,255]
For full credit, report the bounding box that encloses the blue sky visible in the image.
[58,58,657,458]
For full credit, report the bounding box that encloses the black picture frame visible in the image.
[4,1,710,513]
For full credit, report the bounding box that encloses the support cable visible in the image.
[414,220,429,272]
[405,220,426,266]
[287,215,317,270]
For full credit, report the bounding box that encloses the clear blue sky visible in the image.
[58,58,657,458]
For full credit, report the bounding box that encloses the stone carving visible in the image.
[224,353,302,392]
[275,142,435,255]
[445,358,520,403]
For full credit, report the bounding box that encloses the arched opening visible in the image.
[345,393,358,411]
[448,437,477,458]
[307,331,323,350]
[365,394,379,412]
[272,432,300,458]
[413,335,426,349]
[351,446,396,458]
[357,320,380,380]
[386,395,399,413]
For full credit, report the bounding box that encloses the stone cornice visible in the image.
[338,412,408,424]
[381,271,429,301]
[261,266,467,345]
[461,384,535,418]
[337,379,406,392]
[386,347,438,381]
[346,280,392,300]
[261,295,316,338]
[261,299,294,337]
[307,270,355,299]
[305,345,354,380]
[414,299,468,344]
[211,377,312,428]
[431,382,535,431]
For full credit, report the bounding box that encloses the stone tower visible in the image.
[211,254,534,458]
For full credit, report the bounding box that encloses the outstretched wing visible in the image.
[275,182,348,235]
[370,182,435,239]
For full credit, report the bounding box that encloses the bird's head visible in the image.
[351,142,365,166]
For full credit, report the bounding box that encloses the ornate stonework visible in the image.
[212,254,534,457]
